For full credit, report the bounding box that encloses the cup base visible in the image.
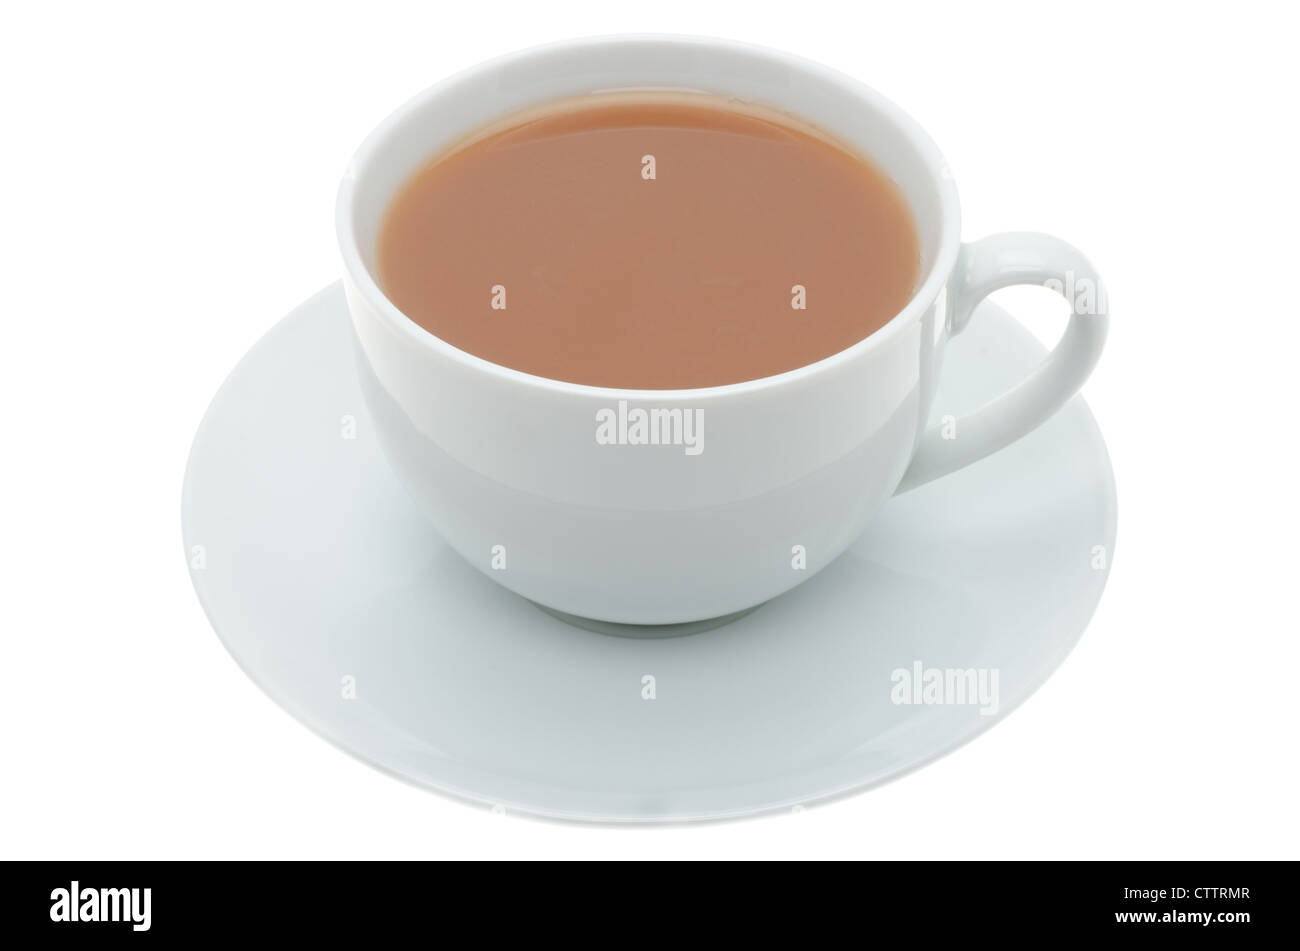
[530,602,762,638]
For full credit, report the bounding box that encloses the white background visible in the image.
[3,1,1297,859]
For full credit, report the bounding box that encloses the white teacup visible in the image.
[337,35,1107,626]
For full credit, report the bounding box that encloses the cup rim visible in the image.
[336,33,962,400]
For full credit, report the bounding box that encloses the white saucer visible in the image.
[182,284,1116,823]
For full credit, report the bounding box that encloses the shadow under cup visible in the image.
[336,37,961,627]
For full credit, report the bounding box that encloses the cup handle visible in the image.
[896,232,1108,493]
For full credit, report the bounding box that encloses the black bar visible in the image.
[2,861,1285,940]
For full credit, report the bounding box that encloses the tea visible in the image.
[376,93,920,389]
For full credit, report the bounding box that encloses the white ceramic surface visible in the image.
[337,35,1109,624]
[182,285,1116,823]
